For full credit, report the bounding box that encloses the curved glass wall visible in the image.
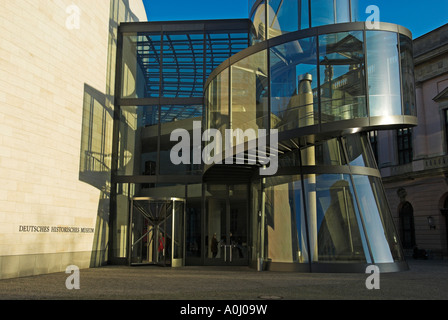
[264,133,404,269]
[366,31,401,117]
[205,25,416,164]
[231,50,269,133]
[250,0,360,43]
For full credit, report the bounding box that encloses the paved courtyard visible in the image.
[0,259,447,301]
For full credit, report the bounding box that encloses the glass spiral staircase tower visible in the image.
[203,0,416,272]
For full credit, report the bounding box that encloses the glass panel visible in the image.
[173,201,185,260]
[206,70,229,157]
[265,175,309,263]
[350,0,360,22]
[206,32,249,75]
[186,184,202,260]
[159,105,203,175]
[343,133,377,168]
[301,138,347,166]
[300,0,310,29]
[268,0,299,38]
[270,37,319,132]
[311,0,335,27]
[400,34,417,116]
[303,173,368,262]
[352,175,403,262]
[250,0,267,44]
[335,0,350,23]
[206,198,226,260]
[162,33,204,98]
[229,185,249,262]
[113,183,132,259]
[319,31,367,122]
[117,105,159,176]
[231,50,269,133]
[366,31,402,117]
[121,33,161,98]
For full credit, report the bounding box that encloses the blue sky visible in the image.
[143,0,448,39]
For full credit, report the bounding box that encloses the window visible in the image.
[397,128,413,165]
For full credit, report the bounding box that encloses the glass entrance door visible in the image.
[205,185,248,265]
[130,197,185,267]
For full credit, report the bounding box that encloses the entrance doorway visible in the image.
[129,197,185,267]
[205,185,249,265]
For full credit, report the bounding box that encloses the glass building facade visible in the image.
[112,1,416,272]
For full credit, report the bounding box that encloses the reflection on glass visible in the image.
[113,183,133,259]
[118,106,159,176]
[311,0,351,27]
[121,33,162,98]
[205,32,249,76]
[352,175,403,263]
[159,105,203,175]
[206,70,229,156]
[250,0,267,44]
[366,31,402,117]
[300,0,310,30]
[186,186,202,259]
[350,0,360,22]
[303,174,368,262]
[335,0,351,23]
[268,0,299,38]
[311,0,335,27]
[400,34,417,116]
[162,33,204,98]
[173,201,185,260]
[265,176,309,263]
[301,138,347,166]
[231,50,269,133]
[343,133,377,168]
[270,37,318,131]
[319,31,367,122]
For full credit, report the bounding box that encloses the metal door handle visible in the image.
[221,245,234,262]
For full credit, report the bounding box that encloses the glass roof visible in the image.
[136,31,249,98]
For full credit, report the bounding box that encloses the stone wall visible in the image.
[0,0,147,279]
